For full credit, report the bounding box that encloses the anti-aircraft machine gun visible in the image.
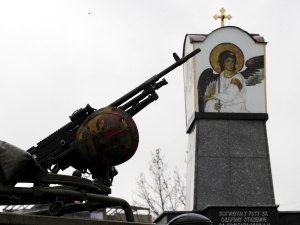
[0,48,200,223]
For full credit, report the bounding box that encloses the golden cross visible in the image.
[213,8,232,27]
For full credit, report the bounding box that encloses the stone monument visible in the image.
[181,9,279,224]
[155,9,300,225]
[184,25,273,210]
[178,9,282,225]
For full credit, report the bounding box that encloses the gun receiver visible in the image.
[27,48,201,187]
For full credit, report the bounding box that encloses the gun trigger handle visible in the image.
[173,52,180,62]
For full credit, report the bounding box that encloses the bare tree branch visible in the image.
[133,149,186,219]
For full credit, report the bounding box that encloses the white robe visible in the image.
[204,72,248,113]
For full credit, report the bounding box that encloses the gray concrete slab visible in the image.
[186,119,275,211]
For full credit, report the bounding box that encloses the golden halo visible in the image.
[209,43,244,74]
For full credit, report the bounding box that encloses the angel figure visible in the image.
[198,43,264,113]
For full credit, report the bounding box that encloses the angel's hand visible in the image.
[214,102,222,111]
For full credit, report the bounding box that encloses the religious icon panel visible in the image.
[183,26,267,125]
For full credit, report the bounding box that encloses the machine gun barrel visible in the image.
[108,48,200,108]
[27,48,201,179]
[119,79,167,112]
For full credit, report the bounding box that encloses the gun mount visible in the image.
[0,48,200,222]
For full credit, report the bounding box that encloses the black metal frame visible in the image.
[0,173,134,222]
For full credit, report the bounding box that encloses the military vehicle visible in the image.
[0,49,200,225]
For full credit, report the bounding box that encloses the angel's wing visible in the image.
[240,55,264,86]
[197,68,219,112]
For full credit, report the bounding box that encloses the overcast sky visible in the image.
[0,0,299,211]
